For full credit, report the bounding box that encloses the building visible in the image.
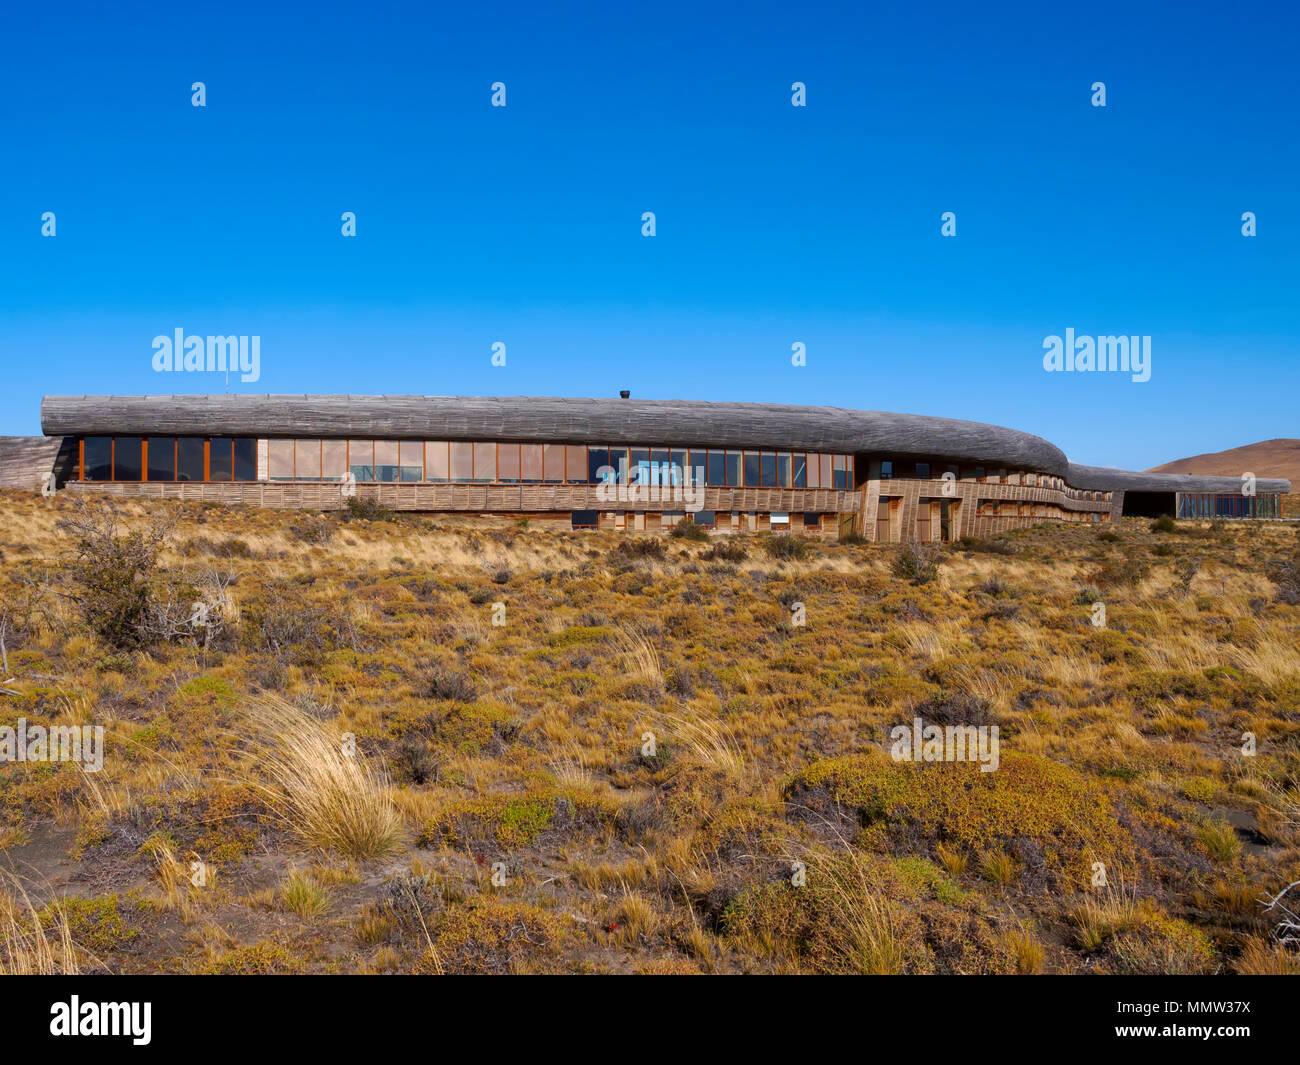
[0,394,1288,541]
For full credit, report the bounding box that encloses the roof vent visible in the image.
[619,390,630,399]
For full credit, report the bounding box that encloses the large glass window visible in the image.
[792,453,807,488]
[588,447,610,484]
[707,451,725,487]
[520,444,542,483]
[776,453,791,488]
[725,451,742,487]
[565,444,586,483]
[294,440,321,481]
[498,443,520,483]
[473,442,495,482]
[268,440,295,481]
[233,438,257,481]
[84,437,112,480]
[322,440,347,481]
[399,441,422,482]
[208,438,232,481]
[761,452,777,487]
[820,453,833,489]
[832,454,848,491]
[146,437,174,481]
[178,437,205,482]
[113,437,142,481]
[449,442,474,481]
[349,440,374,482]
[806,453,821,489]
[426,442,448,482]
[743,452,760,487]
[374,440,400,482]
[543,443,564,483]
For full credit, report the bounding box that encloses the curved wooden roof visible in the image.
[41,394,1071,475]
[38,395,1292,494]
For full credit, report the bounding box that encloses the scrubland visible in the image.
[1,491,1298,975]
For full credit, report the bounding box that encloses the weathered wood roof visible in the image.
[1068,463,1290,495]
[36,395,1292,494]
[42,394,1071,473]
[0,435,64,489]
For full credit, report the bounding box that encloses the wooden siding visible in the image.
[0,435,64,490]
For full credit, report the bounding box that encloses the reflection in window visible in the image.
[208,438,232,482]
[880,460,893,480]
[84,437,112,480]
[806,453,820,489]
[349,440,373,482]
[792,453,807,487]
[725,451,742,487]
[374,440,399,483]
[178,438,205,482]
[113,437,142,481]
[399,441,422,482]
[147,437,174,481]
[707,451,725,487]
[588,447,609,484]
[233,438,257,481]
[743,452,760,487]
[761,452,777,487]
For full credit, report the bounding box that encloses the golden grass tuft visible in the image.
[0,872,79,975]
[240,696,402,859]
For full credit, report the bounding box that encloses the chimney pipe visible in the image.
[619,390,630,399]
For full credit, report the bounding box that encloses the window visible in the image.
[543,443,565,483]
[426,442,449,482]
[293,440,321,481]
[84,437,111,480]
[449,442,474,481]
[820,453,833,488]
[792,453,807,487]
[497,443,520,483]
[374,441,400,482]
[520,444,542,483]
[671,448,693,486]
[177,438,204,482]
[399,441,423,482]
[146,437,174,481]
[208,438,233,481]
[915,462,930,479]
[588,447,610,485]
[803,513,821,528]
[880,460,893,480]
[349,440,374,481]
[707,451,725,487]
[571,510,599,529]
[694,510,716,527]
[113,437,142,481]
[473,442,495,482]
[565,445,586,484]
[761,452,777,487]
[975,466,985,481]
[234,438,257,481]
[770,512,790,526]
[322,440,347,481]
[776,453,791,488]
[725,451,742,487]
[743,452,760,487]
[608,447,628,483]
[806,453,820,489]
[832,454,848,491]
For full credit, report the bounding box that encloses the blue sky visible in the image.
[1,0,1296,468]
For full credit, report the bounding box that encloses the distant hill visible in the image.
[1148,438,1300,488]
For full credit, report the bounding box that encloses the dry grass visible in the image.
[239,696,402,859]
[0,872,79,974]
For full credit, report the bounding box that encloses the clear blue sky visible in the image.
[2,0,1296,469]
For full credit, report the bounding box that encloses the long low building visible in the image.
[0,394,1287,541]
